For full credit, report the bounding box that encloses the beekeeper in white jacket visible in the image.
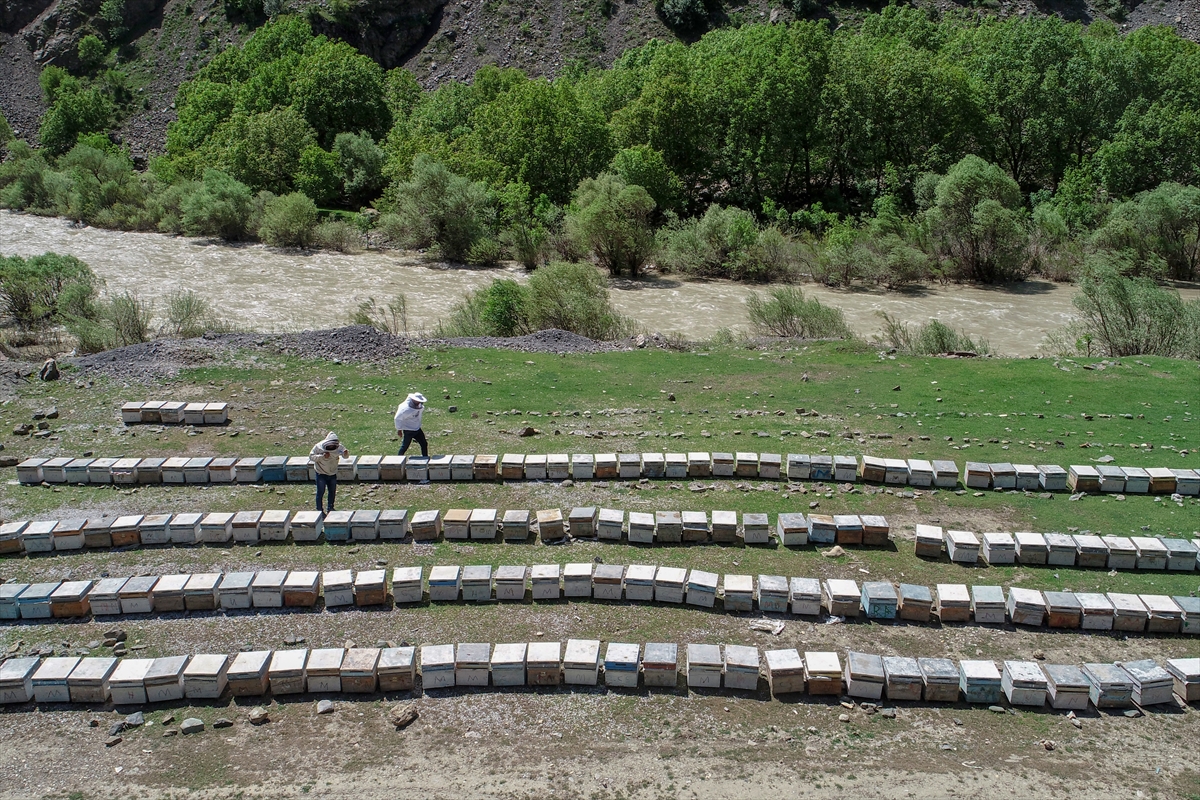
[394,392,429,457]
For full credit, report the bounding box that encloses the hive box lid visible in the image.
[914,524,943,541]
[604,642,639,667]
[428,566,461,584]
[805,652,841,675]
[342,648,381,674]
[790,577,821,597]
[526,641,562,665]
[625,565,656,583]
[826,579,859,599]
[354,570,386,587]
[1075,592,1114,612]
[862,582,897,602]
[185,654,230,678]
[228,650,272,677]
[461,565,492,584]
[1043,591,1081,612]
[253,571,288,589]
[971,585,1005,605]
[111,658,155,684]
[643,643,678,668]
[291,511,322,525]
[564,639,601,667]
[0,657,40,682]
[1108,593,1147,613]
[1004,661,1047,686]
[120,576,157,595]
[687,644,722,668]
[34,656,82,683]
[306,648,345,673]
[491,643,527,665]
[883,656,922,681]
[764,649,803,675]
[52,580,94,601]
[919,658,959,682]
[656,567,686,585]
[495,565,527,582]
[379,647,416,671]
[421,645,454,668]
[1008,587,1044,606]
[960,660,1000,681]
[563,563,593,579]
[284,571,320,590]
[725,645,759,671]
[218,572,256,592]
[184,573,221,592]
[1043,664,1088,690]
[530,564,560,580]
[71,656,118,682]
[232,511,263,526]
[628,512,654,527]
[1083,663,1132,686]
[847,651,884,680]
[725,574,753,594]
[1165,658,1200,682]
[593,564,624,582]
[154,574,190,594]
[900,584,933,604]
[1121,660,1171,684]
[146,656,189,683]
[391,567,422,584]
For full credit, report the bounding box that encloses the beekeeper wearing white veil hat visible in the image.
[395,391,429,461]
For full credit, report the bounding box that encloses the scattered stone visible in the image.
[213,717,233,729]
[821,545,846,558]
[163,729,178,738]
[953,718,963,726]
[39,358,59,381]
[838,714,850,723]
[880,708,897,719]
[840,700,854,710]
[108,722,125,736]
[1042,740,1056,751]
[105,735,122,747]
[160,714,175,725]
[88,719,99,728]
[180,718,205,735]
[105,630,128,642]
[1032,650,1046,661]
[249,707,270,725]
[389,703,419,730]
[1123,709,1142,718]
[988,705,1006,713]
[317,699,335,715]
[1070,718,1082,729]
[124,712,144,727]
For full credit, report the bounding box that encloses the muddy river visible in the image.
[5,213,1195,355]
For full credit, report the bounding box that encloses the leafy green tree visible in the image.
[258,191,319,247]
[39,87,114,156]
[655,0,707,32]
[608,145,683,215]
[1092,182,1200,280]
[334,132,386,207]
[78,35,106,71]
[496,182,552,269]
[0,253,100,328]
[566,173,656,278]
[524,261,627,339]
[386,154,490,262]
[181,169,255,240]
[221,107,316,193]
[0,142,55,211]
[480,279,529,336]
[1095,99,1200,197]
[291,40,391,148]
[1069,261,1196,356]
[295,145,341,205]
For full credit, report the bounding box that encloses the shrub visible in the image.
[656,0,707,31]
[480,279,528,336]
[609,146,684,215]
[295,146,341,205]
[258,191,318,247]
[351,294,409,335]
[312,219,363,252]
[745,287,852,340]
[181,169,255,239]
[386,155,490,262]
[1091,182,1200,281]
[657,205,799,282]
[38,87,114,157]
[1064,262,1196,358]
[524,261,630,339]
[105,291,152,346]
[334,131,386,207]
[467,237,503,266]
[876,312,991,355]
[566,173,656,278]
[0,253,100,329]
[164,289,213,337]
[78,35,106,71]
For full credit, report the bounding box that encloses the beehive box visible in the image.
[1014,531,1048,564]
[409,510,442,542]
[899,459,931,488]
[437,508,468,541]
[1007,587,1046,627]
[386,566,423,605]
[145,655,189,703]
[757,574,788,614]
[106,514,142,549]
[137,514,170,546]
[449,454,474,481]
[786,453,811,480]
[321,569,354,607]
[654,567,687,604]
[163,512,198,546]
[18,581,59,619]
[781,576,819,617]
[898,583,933,622]
[109,658,155,705]
[247,570,285,609]
[87,457,119,485]
[460,565,493,603]
[346,510,380,542]
[1083,663,1133,708]
[352,570,386,606]
[380,455,408,482]
[833,514,863,546]
[563,563,593,598]
[1095,464,1126,493]
[1161,537,1198,571]
[49,580,93,618]
[1147,467,1176,494]
[15,457,48,485]
[618,453,642,479]
[1001,661,1047,707]
[68,656,118,703]
[989,462,1016,489]
[1013,463,1040,491]
[596,508,624,540]
[536,508,565,542]
[1122,660,1175,706]
[86,578,127,616]
[565,639,602,686]
[1043,532,1077,566]
[547,454,570,480]
[624,564,656,601]
[531,564,561,600]
[845,651,885,700]
[491,643,527,687]
[710,510,737,544]
[627,511,655,544]
[964,462,991,489]
[1068,465,1101,492]
[1165,658,1200,702]
[1177,595,1200,635]
[1044,591,1083,629]
[982,532,1016,565]
[711,452,735,478]
[570,453,594,480]
[0,582,28,619]
[1041,664,1090,710]
[914,524,944,558]
[51,518,85,551]
[568,506,598,539]
[198,512,233,544]
[971,585,1007,625]
[959,660,1002,704]
[853,515,887,548]
[761,649,803,697]
[524,454,548,480]
[1075,592,1115,630]
[1142,594,1183,633]
[499,509,529,543]
[655,511,683,544]
[266,649,306,695]
[919,658,961,703]
[936,584,972,623]
[526,641,562,686]
[682,644,721,690]
[1121,466,1150,494]
[111,458,141,485]
[32,656,81,703]
[688,452,712,477]
[420,645,455,689]
[1176,469,1200,495]
[680,511,709,543]
[686,569,718,608]
[226,510,261,544]
[470,454,496,481]
[737,512,767,546]
[859,456,886,483]
[118,576,156,614]
[830,454,856,483]
[594,453,618,479]
[260,455,289,482]
[592,564,625,600]
[405,456,430,482]
[234,457,263,483]
[806,514,836,546]
[1131,536,1168,570]
[804,652,842,695]
[284,456,311,483]
[862,581,898,620]
[881,458,908,485]
[182,573,220,611]
[151,574,190,612]
[751,452,779,480]
[0,657,39,704]
[734,451,759,478]
[306,648,345,693]
[604,643,639,688]
[1072,534,1108,568]
[825,579,861,618]
[1108,592,1148,631]
[932,460,959,488]
[722,574,753,612]
[468,507,498,540]
[0,520,28,555]
[491,565,525,602]
[278,570,319,608]
[121,401,145,423]
[945,530,980,564]
[341,648,381,693]
[181,457,212,485]
[428,455,453,481]
[427,566,462,602]
[65,458,96,485]
[378,647,417,692]
[282,510,319,543]
[317,510,350,542]
[882,656,923,702]
[664,452,688,479]
[643,643,679,688]
[1102,535,1138,570]
[204,456,236,483]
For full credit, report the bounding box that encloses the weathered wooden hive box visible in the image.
[654,567,687,604]
[526,642,562,687]
[420,645,455,689]
[1075,592,1115,630]
[52,518,85,551]
[603,643,639,688]
[596,508,623,541]
[569,506,598,539]
[1121,466,1150,494]
[592,564,624,600]
[859,456,886,484]
[341,648,381,693]
[0,582,28,620]
[69,656,118,703]
[1001,660,1047,707]
[460,565,493,603]
[490,643,527,687]
[427,566,462,602]
[1161,537,1198,571]
[65,458,97,485]
[723,645,759,692]
[764,649,804,696]
[789,577,821,617]
[353,569,387,606]
[1006,587,1046,627]
[1102,535,1138,570]
[109,658,155,705]
[531,564,561,600]
[919,658,960,703]
[624,564,656,601]
[1039,463,1069,491]
[467,508,497,540]
[914,524,944,558]
[441,508,471,541]
[810,455,836,480]
[563,563,593,598]
[0,520,28,555]
[742,513,770,545]
[565,639,602,686]
[1107,592,1148,632]
[655,511,683,544]
[1013,463,1040,491]
[1131,536,1168,570]
[0,657,40,704]
[1040,532,1073,566]
[1071,534,1107,568]
[1176,594,1200,635]
[166,512,200,546]
[883,656,924,702]
[86,578,126,617]
[18,581,58,619]
[152,574,190,612]
[570,453,594,480]
[988,462,1016,489]
[380,455,408,482]
[468,454,495,482]
[117,576,155,615]
[709,510,737,544]
[971,585,1006,625]
[757,452,782,480]
[681,511,710,543]
[594,453,618,479]
[145,655,189,703]
[405,456,430,482]
[755,574,787,614]
[450,454,474,481]
[86,457,119,485]
[618,453,642,479]
[825,579,861,618]
[898,583,933,622]
[106,514,142,549]
[1172,468,1200,496]
[181,573,220,611]
[1013,531,1047,564]
[964,462,991,489]
[1095,464,1125,493]
[903,459,931,488]
[627,511,654,544]
[197,512,232,544]
[722,574,753,612]
[1044,591,1082,629]
[1044,664,1090,711]
[945,529,980,564]
[494,565,527,601]
[958,660,1002,704]
[136,513,169,546]
[320,569,353,607]
[227,650,272,696]
[378,647,417,692]
[33,656,81,703]
[305,648,345,693]
[347,510,379,542]
[234,457,262,483]
[860,515,890,547]
[50,580,93,618]
[688,452,712,478]
[15,457,48,485]
[936,583,972,623]
[1083,663,1133,708]
[501,509,530,542]
[686,569,718,608]
[524,453,548,480]
[428,455,452,481]
[1068,465,1100,493]
[1141,594,1183,634]
[861,581,898,620]
[643,643,679,688]
[845,651,884,700]
[931,460,958,488]
[285,456,311,483]
[183,654,230,699]
[882,458,909,485]
[409,510,442,542]
[711,452,735,478]
[1121,660,1175,706]
[834,514,863,546]
[547,453,570,480]
[111,458,141,485]
[982,532,1016,565]
[266,649,306,695]
[390,567,423,605]
[1146,467,1176,494]
[734,451,759,478]
[786,453,811,480]
[685,644,722,689]
[805,652,843,696]
[536,508,565,542]
[246,570,283,608]
[1164,658,1200,703]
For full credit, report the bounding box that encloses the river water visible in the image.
[5,212,1193,355]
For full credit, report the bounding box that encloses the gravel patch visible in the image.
[420,329,623,354]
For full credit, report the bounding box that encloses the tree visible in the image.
[334,132,386,207]
[608,145,683,215]
[1095,99,1200,197]
[78,35,106,71]
[386,154,490,262]
[1092,182,1200,281]
[291,40,391,148]
[480,279,529,336]
[38,87,113,156]
[0,253,100,329]
[566,173,656,278]
[295,145,341,205]
[258,192,318,247]
[221,107,316,193]
[181,169,255,240]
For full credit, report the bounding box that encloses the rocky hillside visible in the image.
[1,0,1198,159]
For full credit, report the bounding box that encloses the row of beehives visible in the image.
[119,402,229,425]
[0,509,893,552]
[6,564,1198,637]
[1,646,1196,710]
[16,452,1200,495]
[915,525,1200,571]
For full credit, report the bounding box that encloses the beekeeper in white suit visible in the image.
[394,392,429,458]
